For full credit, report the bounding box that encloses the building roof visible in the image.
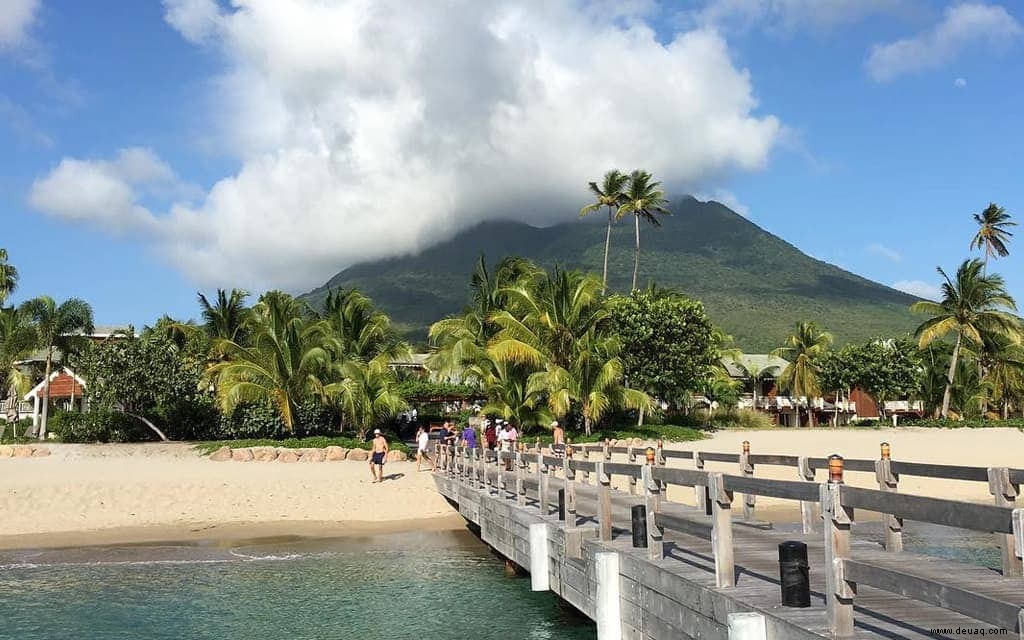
[720,354,789,378]
[390,353,430,367]
[23,367,87,400]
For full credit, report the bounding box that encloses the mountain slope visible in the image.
[301,197,921,351]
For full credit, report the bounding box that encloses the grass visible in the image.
[194,435,411,455]
[0,434,35,445]
[519,424,706,445]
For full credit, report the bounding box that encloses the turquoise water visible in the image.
[0,530,596,640]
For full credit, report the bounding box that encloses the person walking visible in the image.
[370,428,389,483]
[416,426,435,472]
[461,422,477,450]
[550,420,565,458]
[484,420,497,451]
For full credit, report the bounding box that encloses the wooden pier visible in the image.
[432,441,1024,640]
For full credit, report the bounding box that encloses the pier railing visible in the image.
[436,440,1024,639]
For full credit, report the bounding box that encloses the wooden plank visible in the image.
[843,559,1022,630]
[662,450,695,461]
[653,466,708,488]
[748,454,800,467]
[722,474,821,502]
[840,485,1015,534]
[571,459,598,474]
[701,452,740,464]
[891,461,990,482]
[654,511,713,540]
[809,457,875,473]
[604,461,643,478]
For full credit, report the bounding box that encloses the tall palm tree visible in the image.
[617,170,670,290]
[734,359,780,410]
[978,333,1024,419]
[911,259,1021,419]
[206,291,330,432]
[325,354,406,439]
[321,289,407,363]
[771,321,832,427]
[0,307,37,427]
[19,296,94,439]
[197,289,250,344]
[970,203,1015,270]
[579,170,628,294]
[0,249,17,305]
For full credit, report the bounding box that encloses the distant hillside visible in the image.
[301,197,921,351]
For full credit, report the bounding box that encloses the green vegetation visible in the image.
[772,321,832,427]
[301,196,921,351]
[194,435,411,455]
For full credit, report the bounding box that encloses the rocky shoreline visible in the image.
[0,444,51,458]
[208,445,409,463]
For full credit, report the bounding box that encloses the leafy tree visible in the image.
[19,296,94,439]
[0,249,17,305]
[850,339,921,420]
[206,291,331,432]
[977,332,1024,419]
[579,170,628,294]
[818,346,858,426]
[771,321,832,427]
[617,170,670,290]
[609,289,717,407]
[971,203,1015,269]
[911,259,1020,418]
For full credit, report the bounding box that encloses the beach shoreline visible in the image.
[2,428,1019,552]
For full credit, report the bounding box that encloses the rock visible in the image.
[32,448,51,457]
[386,450,407,462]
[12,445,34,458]
[277,449,299,463]
[632,437,644,447]
[0,445,13,458]
[209,446,232,461]
[231,448,254,462]
[252,447,278,462]
[299,448,325,462]
[324,446,348,461]
[346,448,368,461]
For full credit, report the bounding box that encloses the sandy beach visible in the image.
[2,427,1020,550]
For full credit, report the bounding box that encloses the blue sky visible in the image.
[1,0,1022,327]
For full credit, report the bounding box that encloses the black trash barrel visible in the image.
[778,541,810,607]
[631,505,647,548]
[557,488,565,521]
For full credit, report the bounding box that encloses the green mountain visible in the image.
[301,197,921,351]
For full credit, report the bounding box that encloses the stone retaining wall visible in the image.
[208,445,408,463]
[0,445,51,458]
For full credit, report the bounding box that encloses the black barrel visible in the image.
[778,541,810,607]
[557,488,565,521]
[631,505,647,548]
[704,486,713,516]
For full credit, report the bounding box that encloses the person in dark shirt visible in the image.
[484,420,497,451]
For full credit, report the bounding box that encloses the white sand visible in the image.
[2,427,1020,548]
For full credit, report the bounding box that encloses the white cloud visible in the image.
[31,0,782,290]
[0,0,39,50]
[697,189,750,217]
[866,242,902,262]
[696,0,905,31]
[28,147,188,232]
[866,3,1022,82]
[954,76,968,87]
[893,279,941,300]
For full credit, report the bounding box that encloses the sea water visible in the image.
[0,530,596,640]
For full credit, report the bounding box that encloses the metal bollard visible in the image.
[631,504,648,548]
[778,541,811,607]
[558,488,566,521]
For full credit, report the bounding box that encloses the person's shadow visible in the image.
[384,473,406,481]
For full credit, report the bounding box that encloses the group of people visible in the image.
[413,417,567,472]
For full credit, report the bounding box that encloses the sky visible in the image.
[1,0,1022,327]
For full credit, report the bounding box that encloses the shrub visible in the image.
[216,403,287,440]
[900,417,1024,429]
[194,434,411,455]
[49,410,154,443]
[707,409,773,430]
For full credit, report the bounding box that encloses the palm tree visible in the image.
[0,249,17,305]
[771,321,832,427]
[197,289,250,344]
[206,291,330,432]
[325,354,406,439]
[911,259,1021,419]
[978,333,1024,419]
[475,358,551,429]
[579,170,628,294]
[321,289,407,363]
[971,203,1015,270]
[734,359,780,410]
[0,307,37,429]
[19,296,94,439]
[617,170,670,290]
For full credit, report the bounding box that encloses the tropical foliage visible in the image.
[617,170,670,290]
[771,321,832,426]
[579,169,628,293]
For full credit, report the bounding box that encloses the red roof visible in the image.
[34,373,85,399]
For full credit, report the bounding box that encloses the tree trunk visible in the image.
[1002,400,1009,420]
[637,404,645,427]
[809,399,816,427]
[39,350,53,440]
[940,333,962,419]
[978,361,987,416]
[632,214,640,291]
[793,403,801,428]
[602,207,613,295]
[584,413,592,436]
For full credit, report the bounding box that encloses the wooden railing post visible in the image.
[498,449,508,498]
[564,443,577,523]
[516,447,526,506]
[740,441,755,521]
[580,445,590,485]
[641,462,664,560]
[537,449,549,516]
[656,439,665,467]
[708,471,734,588]
[797,456,816,534]
[875,442,902,552]
[627,444,638,495]
[596,461,612,541]
[695,451,709,514]
[822,455,856,638]
[988,467,1023,576]
[603,438,611,462]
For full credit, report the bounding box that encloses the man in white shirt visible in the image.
[416,427,435,472]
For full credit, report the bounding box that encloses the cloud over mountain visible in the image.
[29,0,781,290]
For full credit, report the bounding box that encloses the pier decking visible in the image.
[432,442,1024,640]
